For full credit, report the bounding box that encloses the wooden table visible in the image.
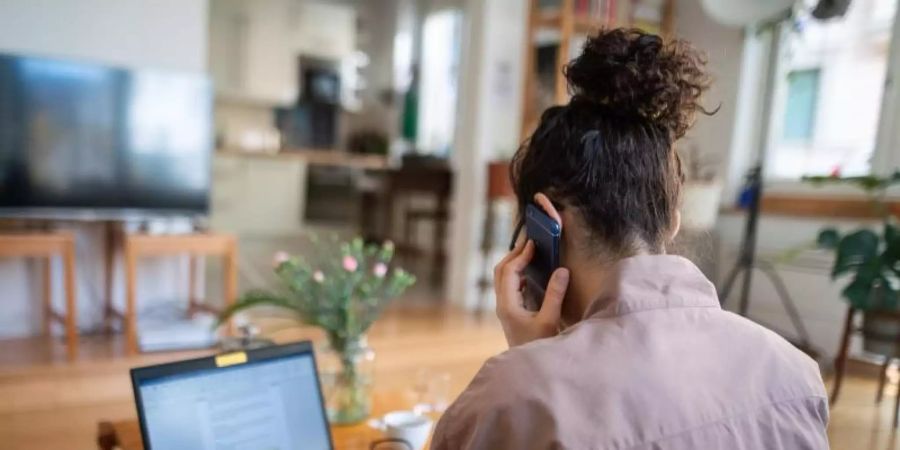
[360,163,453,287]
[119,233,238,354]
[97,390,432,450]
[2,308,505,449]
[0,233,78,360]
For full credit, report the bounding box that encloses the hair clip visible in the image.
[581,130,602,147]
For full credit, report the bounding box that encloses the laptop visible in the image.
[130,341,333,450]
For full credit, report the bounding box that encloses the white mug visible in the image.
[370,410,434,450]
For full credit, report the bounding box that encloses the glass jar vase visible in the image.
[316,335,376,425]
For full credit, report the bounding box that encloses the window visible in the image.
[767,0,898,179]
[782,69,820,142]
[416,9,462,156]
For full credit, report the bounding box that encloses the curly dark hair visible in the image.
[511,28,713,257]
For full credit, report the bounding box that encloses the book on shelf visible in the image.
[577,0,616,24]
[538,0,617,23]
[632,2,663,23]
[539,0,562,11]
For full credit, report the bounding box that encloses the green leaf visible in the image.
[842,276,873,309]
[379,240,395,262]
[816,228,841,250]
[802,170,900,194]
[883,222,900,266]
[880,284,900,310]
[886,222,900,243]
[216,291,300,328]
[839,259,889,310]
[351,237,364,253]
[832,230,880,278]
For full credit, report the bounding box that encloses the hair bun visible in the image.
[564,28,711,138]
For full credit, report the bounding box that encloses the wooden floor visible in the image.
[1,306,899,450]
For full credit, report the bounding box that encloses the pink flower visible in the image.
[273,251,290,267]
[373,262,388,278]
[342,255,358,272]
[313,270,325,283]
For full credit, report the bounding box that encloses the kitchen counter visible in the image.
[216,149,389,170]
[211,149,390,235]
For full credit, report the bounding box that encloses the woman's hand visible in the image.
[494,239,570,347]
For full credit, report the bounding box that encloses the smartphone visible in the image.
[523,203,561,310]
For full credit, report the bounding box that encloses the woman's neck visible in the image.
[560,257,622,326]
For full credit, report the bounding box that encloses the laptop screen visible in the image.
[134,346,331,450]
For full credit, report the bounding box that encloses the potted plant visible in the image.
[678,142,723,231]
[218,236,416,425]
[806,171,900,357]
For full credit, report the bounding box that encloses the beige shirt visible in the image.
[432,255,829,449]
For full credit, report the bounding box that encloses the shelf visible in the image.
[535,10,562,28]
[522,0,676,140]
[575,16,606,32]
[534,11,607,31]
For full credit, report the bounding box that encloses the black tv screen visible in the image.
[0,53,212,218]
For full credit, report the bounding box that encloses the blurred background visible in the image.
[1,0,899,449]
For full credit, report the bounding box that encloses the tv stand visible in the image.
[0,216,236,356]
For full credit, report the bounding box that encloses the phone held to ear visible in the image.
[523,203,561,311]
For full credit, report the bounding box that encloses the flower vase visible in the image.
[316,335,376,425]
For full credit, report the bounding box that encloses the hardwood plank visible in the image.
[1,306,898,449]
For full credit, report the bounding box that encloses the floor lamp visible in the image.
[715,17,818,357]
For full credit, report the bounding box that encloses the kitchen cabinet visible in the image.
[209,0,357,106]
[210,153,307,235]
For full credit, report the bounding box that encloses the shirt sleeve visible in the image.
[430,353,562,450]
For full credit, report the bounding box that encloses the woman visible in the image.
[431,29,828,449]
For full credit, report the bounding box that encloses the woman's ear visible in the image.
[534,193,563,230]
[671,210,682,240]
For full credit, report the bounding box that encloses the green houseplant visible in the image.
[218,236,416,424]
[806,171,900,357]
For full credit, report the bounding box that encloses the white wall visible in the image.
[0,0,210,339]
[0,0,208,73]
[446,0,527,309]
[715,214,861,362]
[209,0,356,104]
[673,0,745,192]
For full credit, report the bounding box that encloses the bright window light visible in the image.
[768,0,898,178]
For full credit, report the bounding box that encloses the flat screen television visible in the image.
[0,53,213,219]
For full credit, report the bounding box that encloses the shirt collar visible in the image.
[582,254,721,320]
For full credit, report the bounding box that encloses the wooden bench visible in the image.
[113,233,238,354]
[0,232,78,359]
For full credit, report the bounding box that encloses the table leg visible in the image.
[63,239,78,360]
[831,307,855,405]
[103,222,116,332]
[188,255,198,317]
[876,357,892,404]
[894,378,900,429]
[223,240,238,336]
[42,256,52,336]
[125,240,138,355]
[432,197,448,288]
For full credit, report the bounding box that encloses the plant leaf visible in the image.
[842,276,873,309]
[816,228,841,250]
[883,223,900,265]
[216,290,300,328]
[880,283,900,310]
[886,221,900,243]
[832,229,879,279]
